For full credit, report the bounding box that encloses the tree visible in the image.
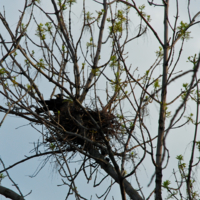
[0,0,200,199]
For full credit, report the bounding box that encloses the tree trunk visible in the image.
[155,1,169,200]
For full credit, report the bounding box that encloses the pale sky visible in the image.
[0,0,200,199]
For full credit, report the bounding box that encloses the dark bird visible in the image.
[35,94,65,114]
[105,157,110,162]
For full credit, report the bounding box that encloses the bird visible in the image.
[35,94,65,114]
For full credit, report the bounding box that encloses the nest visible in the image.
[46,102,122,151]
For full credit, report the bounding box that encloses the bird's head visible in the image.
[54,93,63,99]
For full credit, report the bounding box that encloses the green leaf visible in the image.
[86,11,95,22]
[155,46,163,57]
[49,143,56,150]
[36,58,47,69]
[35,23,46,40]
[109,55,118,67]
[163,180,171,189]
[176,155,183,161]
[177,21,191,40]
[196,141,200,151]
[0,68,8,75]
[91,68,100,76]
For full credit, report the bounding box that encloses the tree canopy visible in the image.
[0,0,200,200]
